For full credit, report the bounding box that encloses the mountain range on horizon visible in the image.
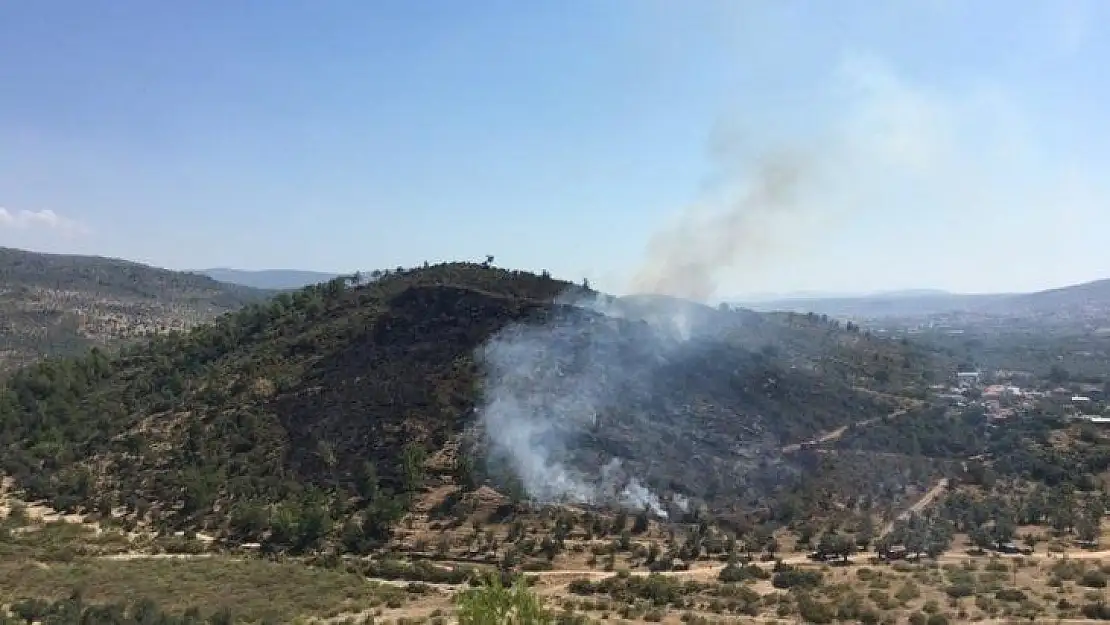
[194,267,1023,305]
[198,267,344,290]
[737,288,962,303]
[197,262,1110,322]
[737,280,1110,320]
[5,246,1110,320]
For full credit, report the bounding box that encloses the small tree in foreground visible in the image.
[456,575,552,624]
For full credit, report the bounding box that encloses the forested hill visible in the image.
[0,262,943,549]
[0,247,269,371]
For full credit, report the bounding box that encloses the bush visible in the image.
[1082,602,1110,620]
[984,558,1009,573]
[567,579,595,595]
[796,595,835,624]
[358,559,476,584]
[1051,558,1086,581]
[944,583,974,599]
[895,581,921,604]
[771,567,823,590]
[718,564,769,583]
[457,575,553,625]
[869,589,898,611]
[1082,570,1108,588]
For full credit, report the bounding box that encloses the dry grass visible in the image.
[0,557,401,622]
[0,512,407,623]
[9,483,1110,624]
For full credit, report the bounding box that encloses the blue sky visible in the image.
[2,0,1109,298]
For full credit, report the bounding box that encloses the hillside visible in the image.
[0,247,269,371]
[0,263,942,550]
[1004,277,1110,316]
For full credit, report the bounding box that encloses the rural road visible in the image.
[880,477,950,536]
[781,408,909,454]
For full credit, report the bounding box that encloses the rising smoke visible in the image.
[472,133,827,515]
[475,291,684,517]
[473,54,1027,515]
[473,125,827,517]
[629,148,817,303]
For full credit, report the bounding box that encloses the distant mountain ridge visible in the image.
[739,292,1006,317]
[739,288,954,303]
[740,278,1110,320]
[200,268,342,290]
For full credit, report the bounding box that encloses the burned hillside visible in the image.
[0,262,936,544]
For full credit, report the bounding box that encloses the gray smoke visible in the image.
[473,142,811,516]
[628,53,990,303]
[630,148,814,303]
[471,51,1089,516]
[476,290,698,517]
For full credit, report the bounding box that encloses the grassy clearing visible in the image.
[0,515,408,622]
[0,557,404,622]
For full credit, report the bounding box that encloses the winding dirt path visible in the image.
[781,408,910,453]
[880,477,949,536]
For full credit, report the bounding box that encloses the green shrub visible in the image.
[944,583,974,599]
[1081,570,1108,588]
[718,564,769,583]
[796,595,835,624]
[895,581,921,604]
[771,566,823,590]
[457,575,553,625]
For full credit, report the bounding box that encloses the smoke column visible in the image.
[472,145,825,515]
[475,291,698,516]
[475,55,999,511]
[629,149,816,303]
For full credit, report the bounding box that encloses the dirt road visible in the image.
[781,408,909,453]
[880,478,949,536]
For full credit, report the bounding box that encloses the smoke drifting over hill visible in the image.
[474,55,1012,512]
[475,292,685,516]
[629,150,814,303]
[624,51,1107,300]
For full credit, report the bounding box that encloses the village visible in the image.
[934,368,1110,425]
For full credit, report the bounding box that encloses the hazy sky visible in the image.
[2,1,1109,298]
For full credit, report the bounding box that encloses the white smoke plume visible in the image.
[476,290,702,517]
[626,47,1110,299]
[476,53,1032,514]
[629,148,819,303]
